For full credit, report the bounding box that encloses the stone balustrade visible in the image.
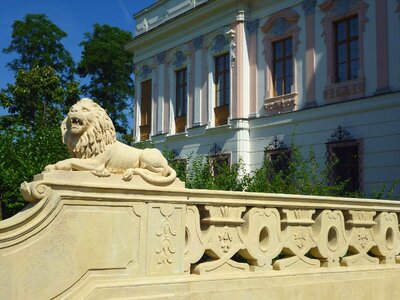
[1,171,400,299]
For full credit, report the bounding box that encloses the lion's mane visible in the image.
[62,99,116,159]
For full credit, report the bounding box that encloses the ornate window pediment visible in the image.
[205,27,236,66]
[166,44,191,69]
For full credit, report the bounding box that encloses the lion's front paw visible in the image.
[122,168,136,181]
[91,168,111,177]
[44,164,56,173]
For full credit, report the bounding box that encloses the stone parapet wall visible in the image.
[1,171,400,299]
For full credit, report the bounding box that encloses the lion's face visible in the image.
[67,99,97,135]
[62,98,116,159]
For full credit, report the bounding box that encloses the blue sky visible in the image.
[0,0,155,119]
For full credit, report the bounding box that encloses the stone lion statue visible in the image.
[44,98,177,185]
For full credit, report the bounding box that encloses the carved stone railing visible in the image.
[1,171,400,299]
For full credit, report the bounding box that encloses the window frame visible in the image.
[175,68,188,133]
[213,52,230,126]
[319,0,368,102]
[214,53,230,108]
[334,15,359,83]
[272,37,294,96]
[140,79,152,141]
[209,153,231,177]
[261,9,300,116]
[326,139,363,193]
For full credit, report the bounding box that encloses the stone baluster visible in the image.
[341,210,379,266]
[239,207,283,271]
[192,206,248,274]
[371,212,400,264]
[310,210,348,267]
[273,209,320,270]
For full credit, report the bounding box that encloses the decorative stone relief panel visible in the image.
[147,203,185,276]
[193,205,248,274]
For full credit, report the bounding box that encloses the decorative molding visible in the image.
[157,51,166,65]
[156,207,177,265]
[166,44,191,69]
[246,19,260,35]
[139,64,153,80]
[264,93,298,115]
[173,51,187,69]
[236,9,245,22]
[212,34,230,53]
[205,26,233,53]
[320,0,369,44]
[193,35,203,51]
[261,8,300,34]
[303,0,317,15]
[323,77,365,102]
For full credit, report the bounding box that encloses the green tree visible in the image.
[77,24,134,134]
[2,14,74,82]
[0,66,80,130]
[0,66,79,219]
[0,124,69,219]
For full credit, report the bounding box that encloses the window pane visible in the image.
[275,61,283,79]
[336,22,347,41]
[350,40,359,60]
[285,76,293,94]
[350,60,359,79]
[275,79,283,96]
[337,44,347,63]
[285,38,292,56]
[349,16,358,38]
[285,60,293,77]
[274,41,283,59]
[338,63,347,82]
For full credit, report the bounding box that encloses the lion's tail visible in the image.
[134,166,177,186]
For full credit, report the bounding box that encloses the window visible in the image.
[326,126,361,193]
[327,142,361,192]
[272,37,293,96]
[214,53,230,126]
[266,149,291,176]
[209,154,231,177]
[175,68,187,133]
[334,15,359,82]
[140,80,152,141]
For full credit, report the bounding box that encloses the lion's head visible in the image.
[62,98,116,159]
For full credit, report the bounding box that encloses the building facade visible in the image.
[126,0,400,194]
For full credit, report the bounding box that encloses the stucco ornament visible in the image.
[44,98,177,185]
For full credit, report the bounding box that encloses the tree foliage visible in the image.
[0,124,69,219]
[2,14,74,82]
[77,24,134,134]
[0,66,80,130]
